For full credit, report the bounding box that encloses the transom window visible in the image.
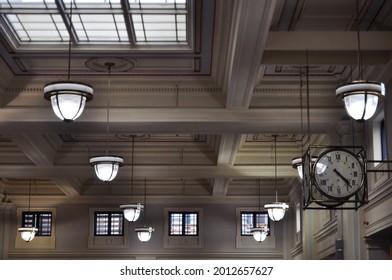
[22,211,52,236]
[94,212,124,236]
[0,0,189,45]
[241,211,269,236]
[169,211,198,236]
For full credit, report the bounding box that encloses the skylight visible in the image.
[0,0,189,45]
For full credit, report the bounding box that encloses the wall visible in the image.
[3,201,285,259]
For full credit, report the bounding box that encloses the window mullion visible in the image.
[182,213,186,235]
[55,0,78,44]
[120,0,136,46]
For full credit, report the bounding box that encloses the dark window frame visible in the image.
[240,211,270,236]
[168,211,199,236]
[94,211,124,237]
[22,211,52,237]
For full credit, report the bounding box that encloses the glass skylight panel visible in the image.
[72,14,128,42]
[129,0,186,9]
[1,0,190,45]
[131,12,187,42]
[6,14,68,42]
[129,0,188,43]
[0,0,56,9]
[63,0,121,9]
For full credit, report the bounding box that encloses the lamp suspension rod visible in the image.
[299,66,304,155]
[143,178,147,224]
[131,136,135,199]
[105,63,114,155]
[274,135,278,202]
[306,51,311,148]
[258,178,261,211]
[67,0,74,81]
[355,0,363,80]
[28,178,32,211]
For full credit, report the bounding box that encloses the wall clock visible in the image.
[313,149,365,200]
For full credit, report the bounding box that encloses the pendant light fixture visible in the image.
[120,136,144,222]
[250,179,269,242]
[135,178,154,242]
[89,62,123,182]
[43,0,93,122]
[264,135,289,222]
[18,179,38,242]
[335,0,385,122]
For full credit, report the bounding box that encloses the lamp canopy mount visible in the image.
[85,57,136,72]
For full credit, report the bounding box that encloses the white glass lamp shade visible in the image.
[18,227,38,242]
[264,202,289,221]
[291,157,303,179]
[292,157,326,179]
[89,155,124,182]
[336,80,385,122]
[44,81,93,122]
[250,226,269,242]
[135,227,154,242]
[120,203,144,222]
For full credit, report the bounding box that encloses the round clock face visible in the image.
[314,149,364,200]
[313,186,345,207]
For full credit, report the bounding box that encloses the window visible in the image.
[381,119,387,160]
[169,211,198,236]
[16,207,56,249]
[240,211,269,236]
[22,211,52,236]
[372,112,388,165]
[94,212,124,236]
[0,0,190,45]
[163,208,203,248]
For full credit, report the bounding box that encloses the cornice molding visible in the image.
[7,251,284,260]
[7,87,224,96]
[253,87,335,94]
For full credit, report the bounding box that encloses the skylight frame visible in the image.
[0,0,192,48]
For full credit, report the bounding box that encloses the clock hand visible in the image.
[333,169,351,187]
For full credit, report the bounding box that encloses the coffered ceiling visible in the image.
[0,0,392,205]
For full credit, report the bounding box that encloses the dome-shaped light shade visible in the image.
[120,203,144,222]
[264,202,289,221]
[44,81,93,122]
[89,155,124,182]
[250,226,269,242]
[292,157,326,179]
[336,80,385,122]
[135,227,154,242]
[18,227,38,242]
[291,157,303,179]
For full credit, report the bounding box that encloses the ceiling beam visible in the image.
[10,134,82,197]
[0,164,297,180]
[212,134,243,196]
[51,178,82,197]
[266,31,392,51]
[262,31,392,65]
[0,107,345,134]
[261,50,390,65]
[10,134,57,166]
[223,0,276,108]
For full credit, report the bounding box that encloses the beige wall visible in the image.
[3,202,285,259]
